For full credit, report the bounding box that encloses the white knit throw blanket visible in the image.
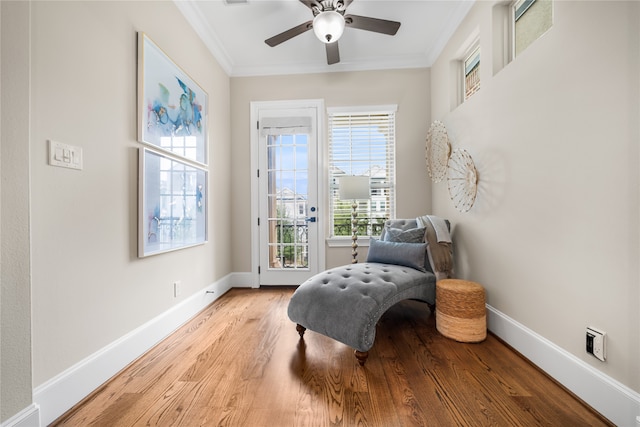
[416,215,454,280]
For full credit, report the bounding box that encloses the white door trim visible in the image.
[250,99,326,288]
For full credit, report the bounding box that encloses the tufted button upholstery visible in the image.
[288,261,436,353]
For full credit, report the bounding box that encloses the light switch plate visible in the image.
[48,139,83,170]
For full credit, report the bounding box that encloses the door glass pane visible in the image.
[266,134,309,270]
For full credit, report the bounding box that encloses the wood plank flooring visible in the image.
[52,287,613,426]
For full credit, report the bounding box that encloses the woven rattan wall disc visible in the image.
[447,148,478,212]
[425,120,451,183]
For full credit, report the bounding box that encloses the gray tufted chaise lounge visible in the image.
[287,219,440,365]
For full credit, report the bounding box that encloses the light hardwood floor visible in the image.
[52,287,612,426]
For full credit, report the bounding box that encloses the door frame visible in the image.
[250,99,326,288]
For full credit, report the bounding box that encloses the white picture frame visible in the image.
[138,147,208,257]
[137,32,208,166]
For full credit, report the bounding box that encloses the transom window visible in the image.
[327,106,396,239]
[464,45,481,100]
[513,0,553,57]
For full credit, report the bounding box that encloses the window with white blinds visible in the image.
[327,106,396,239]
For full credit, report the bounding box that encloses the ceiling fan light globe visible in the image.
[313,11,345,44]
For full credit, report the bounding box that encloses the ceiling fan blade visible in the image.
[299,0,321,10]
[341,0,354,10]
[344,14,401,35]
[265,21,313,47]
[326,42,340,65]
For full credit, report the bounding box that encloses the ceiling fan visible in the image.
[264,0,401,65]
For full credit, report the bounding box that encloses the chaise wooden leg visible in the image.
[354,350,369,366]
[296,324,306,338]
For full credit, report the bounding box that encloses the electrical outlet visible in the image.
[586,327,606,361]
[173,281,181,298]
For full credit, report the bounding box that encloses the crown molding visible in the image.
[424,0,475,65]
[230,54,431,77]
[174,0,234,76]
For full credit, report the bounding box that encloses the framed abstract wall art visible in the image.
[137,32,208,165]
[139,148,208,257]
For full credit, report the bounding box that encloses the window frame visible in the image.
[463,44,481,101]
[514,0,536,21]
[511,0,553,58]
[325,105,397,247]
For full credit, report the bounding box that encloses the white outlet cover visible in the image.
[587,326,606,362]
[173,281,181,298]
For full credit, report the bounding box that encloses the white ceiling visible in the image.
[175,0,475,77]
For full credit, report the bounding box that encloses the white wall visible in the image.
[27,0,231,387]
[1,1,33,421]
[430,0,639,396]
[230,69,432,271]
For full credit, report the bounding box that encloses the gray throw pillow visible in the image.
[383,226,426,243]
[366,239,427,272]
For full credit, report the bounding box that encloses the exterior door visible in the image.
[252,101,324,286]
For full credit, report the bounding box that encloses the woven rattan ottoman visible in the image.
[436,279,486,342]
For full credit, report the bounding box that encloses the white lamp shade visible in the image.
[339,176,370,200]
[313,11,345,44]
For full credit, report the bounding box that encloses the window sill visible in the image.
[326,236,373,248]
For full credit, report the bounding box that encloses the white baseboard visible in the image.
[32,275,234,426]
[228,271,255,288]
[487,304,640,427]
[0,404,40,427]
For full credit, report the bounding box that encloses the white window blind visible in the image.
[259,116,312,136]
[327,106,396,238]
